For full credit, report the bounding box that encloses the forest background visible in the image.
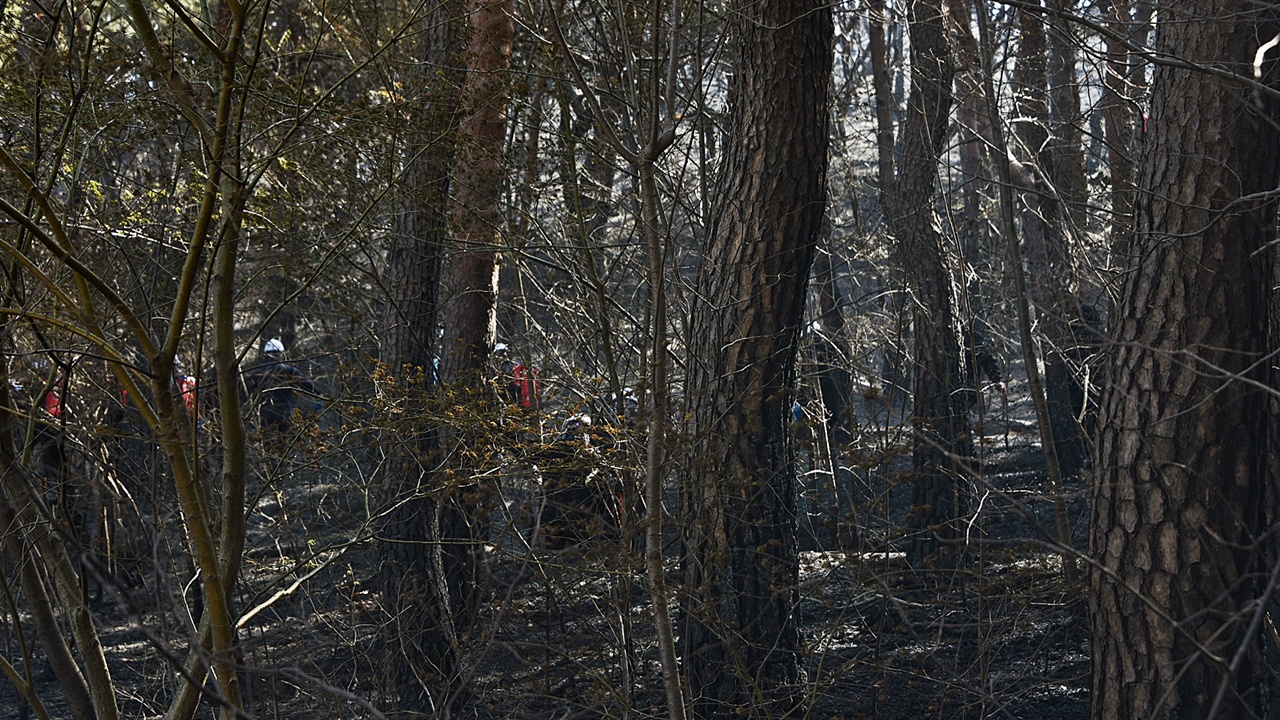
[0,0,1276,719]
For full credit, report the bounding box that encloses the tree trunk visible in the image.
[1046,0,1086,231]
[884,0,971,565]
[1090,3,1280,717]
[949,0,991,315]
[867,0,896,197]
[437,0,514,636]
[1011,5,1089,481]
[680,0,832,716]
[1102,0,1138,248]
[377,1,466,712]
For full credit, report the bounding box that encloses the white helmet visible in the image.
[263,338,285,355]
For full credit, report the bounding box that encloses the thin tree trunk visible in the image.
[883,0,972,566]
[1103,0,1138,249]
[867,0,896,198]
[1047,0,1087,231]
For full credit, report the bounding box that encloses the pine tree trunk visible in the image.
[1090,3,1280,717]
[377,1,466,711]
[438,0,515,634]
[681,0,832,715]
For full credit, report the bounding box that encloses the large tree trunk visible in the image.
[884,0,972,565]
[680,0,831,716]
[377,1,466,712]
[1090,3,1280,718]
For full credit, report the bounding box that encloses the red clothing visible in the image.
[511,362,538,408]
[177,375,198,417]
[41,390,61,418]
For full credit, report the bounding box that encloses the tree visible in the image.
[438,0,515,632]
[882,0,972,565]
[680,0,832,716]
[376,0,468,712]
[1090,3,1280,717]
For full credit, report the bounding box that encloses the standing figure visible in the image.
[244,339,317,435]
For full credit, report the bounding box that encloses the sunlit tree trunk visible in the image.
[438,0,514,632]
[680,0,832,715]
[1091,3,1280,717]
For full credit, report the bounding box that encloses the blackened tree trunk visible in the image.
[883,0,972,565]
[681,0,832,716]
[377,1,466,712]
[1090,3,1280,717]
[1010,3,1090,482]
[1102,0,1138,248]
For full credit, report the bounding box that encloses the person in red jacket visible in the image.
[510,360,538,409]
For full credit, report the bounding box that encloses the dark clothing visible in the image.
[966,330,1004,386]
[534,424,619,550]
[244,360,316,432]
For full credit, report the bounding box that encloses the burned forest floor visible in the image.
[2,386,1090,720]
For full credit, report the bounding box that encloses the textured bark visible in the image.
[1090,3,1280,718]
[884,0,972,565]
[377,1,467,712]
[867,0,896,195]
[438,0,514,631]
[441,0,513,386]
[681,0,831,716]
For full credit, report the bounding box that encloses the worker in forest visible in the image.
[493,343,538,409]
[244,338,318,435]
[963,325,1007,417]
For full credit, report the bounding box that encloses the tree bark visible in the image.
[437,0,514,635]
[680,0,831,716]
[884,0,972,566]
[1010,4,1091,482]
[1090,3,1280,717]
[867,0,897,198]
[377,1,467,712]
[1102,0,1138,249]
[1046,0,1086,231]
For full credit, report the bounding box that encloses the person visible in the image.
[493,343,538,409]
[244,338,318,435]
[510,360,538,408]
[536,414,618,550]
[176,372,198,418]
[960,325,1007,423]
